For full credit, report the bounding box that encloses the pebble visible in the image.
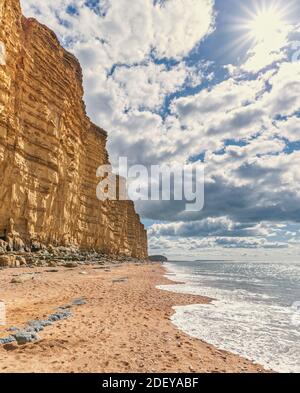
[10,273,35,284]
[112,277,128,283]
[72,298,87,306]
[48,310,72,322]
[58,304,72,310]
[13,330,39,345]
[7,327,19,332]
[27,320,53,332]
[0,336,16,345]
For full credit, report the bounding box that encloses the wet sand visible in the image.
[0,263,266,372]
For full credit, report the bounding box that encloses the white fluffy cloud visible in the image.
[274,116,300,142]
[104,62,200,112]
[21,0,215,67]
[262,62,300,117]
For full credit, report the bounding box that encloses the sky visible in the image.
[20,0,300,260]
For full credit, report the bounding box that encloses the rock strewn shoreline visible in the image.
[0,240,148,269]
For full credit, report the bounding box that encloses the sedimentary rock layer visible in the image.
[0,0,147,258]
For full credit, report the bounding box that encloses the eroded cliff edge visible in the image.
[0,0,148,259]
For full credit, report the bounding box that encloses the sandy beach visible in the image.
[0,262,266,373]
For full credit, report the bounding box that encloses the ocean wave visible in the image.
[158,261,300,373]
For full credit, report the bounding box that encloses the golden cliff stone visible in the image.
[0,0,148,259]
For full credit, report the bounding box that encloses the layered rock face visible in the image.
[0,0,147,258]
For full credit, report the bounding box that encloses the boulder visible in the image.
[0,240,8,252]
[0,255,17,267]
[64,262,78,268]
[14,260,20,268]
[31,241,41,252]
[47,260,57,267]
[48,245,56,254]
[16,256,27,266]
[6,237,14,252]
[13,237,25,252]
[36,261,46,267]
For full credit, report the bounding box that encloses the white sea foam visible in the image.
[158,262,300,373]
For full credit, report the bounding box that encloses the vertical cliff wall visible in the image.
[0,0,148,258]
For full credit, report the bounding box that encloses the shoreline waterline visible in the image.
[158,261,299,373]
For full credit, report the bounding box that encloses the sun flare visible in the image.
[224,0,296,68]
[247,5,287,43]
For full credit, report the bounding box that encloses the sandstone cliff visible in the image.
[0,0,148,258]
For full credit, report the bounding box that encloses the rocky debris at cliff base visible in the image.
[0,243,147,270]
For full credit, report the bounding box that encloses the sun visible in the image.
[246,5,287,43]
[229,0,294,51]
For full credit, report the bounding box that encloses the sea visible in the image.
[157,260,300,373]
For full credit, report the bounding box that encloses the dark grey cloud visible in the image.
[149,218,263,238]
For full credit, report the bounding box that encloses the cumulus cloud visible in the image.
[262,62,300,117]
[274,116,300,142]
[148,233,289,259]
[148,217,269,238]
[21,0,215,66]
[108,62,198,112]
